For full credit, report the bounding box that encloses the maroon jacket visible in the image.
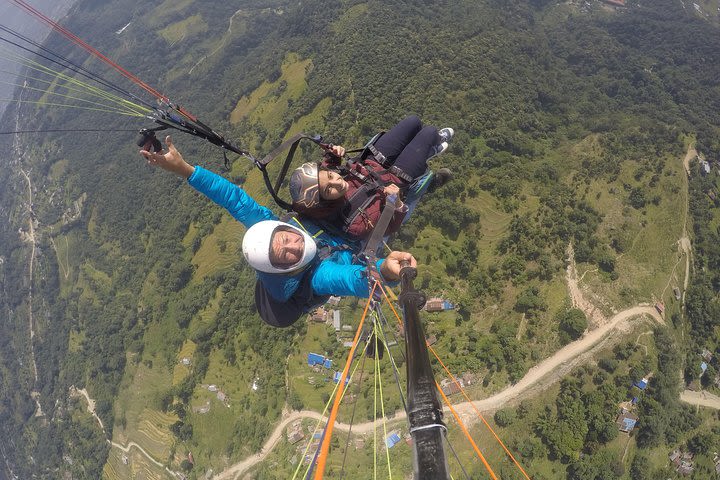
[323,154,408,240]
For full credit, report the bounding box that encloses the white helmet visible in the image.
[241,220,317,274]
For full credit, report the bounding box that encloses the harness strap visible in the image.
[361,194,401,291]
[343,184,378,231]
[388,165,414,183]
[284,213,355,258]
[256,132,327,211]
[367,143,388,166]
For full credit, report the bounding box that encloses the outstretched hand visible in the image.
[139,135,194,179]
[328,144,345,158]
[380,251,417,282]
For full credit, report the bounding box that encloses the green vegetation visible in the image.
[0,0,719,478]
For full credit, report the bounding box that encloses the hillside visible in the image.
[0,0,719,478]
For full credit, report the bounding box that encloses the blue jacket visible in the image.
[187,166,387,302]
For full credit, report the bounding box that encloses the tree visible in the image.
[558,308,587,343]
[687,432,715,455]
[630,453,652,480]
[180,459,193,472]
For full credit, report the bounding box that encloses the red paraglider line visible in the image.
[9,0,168,102]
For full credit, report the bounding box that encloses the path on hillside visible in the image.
[69,386,185,478]
[110,440,182,479]
[680,390,720,409]
[14,82,43,417]
[188,9,244,75]
[70,386,105,432]
[682,144,697,176]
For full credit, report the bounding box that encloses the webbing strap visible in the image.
[255,132,324,210]
[258,132,315,166]
[361,194,399,291]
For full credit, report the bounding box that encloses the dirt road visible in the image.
[680,390,720,410]
[682,144,697,176]
[111,440,182,478]
[70,386,105,432]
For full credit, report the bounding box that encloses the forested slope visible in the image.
[0,0,718,478]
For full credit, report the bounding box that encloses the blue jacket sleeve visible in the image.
[187,166,277,228]
[310,259,392,298]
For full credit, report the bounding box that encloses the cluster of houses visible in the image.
[308,294,454,351]
[286,421,370,464]
[287,420,411,463]
[669,449,695,476]
[439,373,478,397]
[192,384,230,414]
[687,348,720,391]
[614,376,650,434]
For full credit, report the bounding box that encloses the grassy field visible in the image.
[583,152,687,310]
[190,216,244,280]
[148,0,195,26]
[158,14,208,45]
[172,340,197,386]
[230,52,312,128]
[51,231,79,295]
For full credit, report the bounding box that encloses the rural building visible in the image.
[333,371,350,385]
[655,302,665,315]
[385,432,402,448]
[327,296,341,306]
[616,410,638,433]
[425,297,455,312]
[601,0,626,5]
[287,429,305,444]
[310,307,328,323]
[669,450,695,476]
[673,287,681,300]
[307,353,324,366]
[440,377,463,396]
[633,377,648,390]
[333,310,341,331]
[700,160,711,175]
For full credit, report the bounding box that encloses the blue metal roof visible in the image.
[308,353,325,366]
[385,433,401,448]
[333,371,349,385]
[622,418,637,431]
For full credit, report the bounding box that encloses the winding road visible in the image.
[213,255,664,479]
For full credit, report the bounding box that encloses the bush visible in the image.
[494,408,516,427]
